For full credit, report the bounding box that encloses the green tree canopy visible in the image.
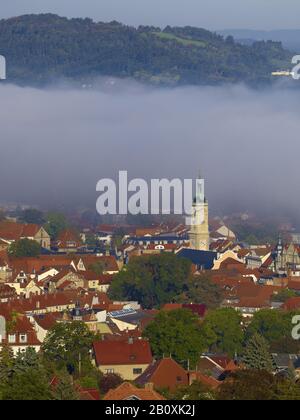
[243,333,275,372]
[42,322,95,376]
[218,369,300,401]
[9,238,41,258]
[143,309,205,369]
[178,273,224,309]
[200,308,244,356]
[1,368,51,401]
[272,289,297,303]
[19,208,45,225]
[109,254,191,309]
[246,309,292,345]
[51,372,80,401]
[44,212,67,240]
[169,380,215,400]
[218,370,277,401]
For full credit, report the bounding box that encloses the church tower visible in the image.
[189,174,210,251]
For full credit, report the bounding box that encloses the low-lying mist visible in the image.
[0,78,299,223]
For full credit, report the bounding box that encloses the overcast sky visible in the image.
[1,0,300,30]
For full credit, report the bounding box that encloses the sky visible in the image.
[0,80,300,222]
[0,0,300,30]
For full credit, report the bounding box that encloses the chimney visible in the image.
[145,383,154,391]
[128,337,134,345]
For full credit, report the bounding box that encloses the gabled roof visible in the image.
[0,221,42,241]
[136,358,188,390]
[104,382,165,401]
[93,338,153,366]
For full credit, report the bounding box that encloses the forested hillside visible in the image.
[0,14,293,86]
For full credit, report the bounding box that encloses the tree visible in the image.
[218,370,277,400]
[0,345,15,384]
[218,370,300,401]
[14,348,41,375]
[243,333,275,372]
[111,234,123,251]
[99,373,123,395]
[270,336,300,354]
[42,322,95,376]
[200,308,244,356]
[51,372,80,401]
[143,309,205,369]
[274,378,300,400]
[272,289,297,303]
[246,309,291,345]
[9,239,41,258]
[44,212,67,240]
[19,208,45,225]
[1,368,51,400]
[109,254,191,309]
[89,262,107,275]
[169,381,215,401]
[178,273,223,309]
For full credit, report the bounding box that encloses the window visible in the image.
[133,368,143,375]
[20,334,27,344]
[105,369,114,374]
[176,376,183,382]
[8,334,16,344]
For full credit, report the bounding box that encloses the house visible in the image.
[196,355,239,382]
[80,255,120,275]
[54,229,83,253]
[7,277,43,298]
[50,376,101,400]
[47,269,84,292]
[209,219,236,241]
[213,252,245,270]
[93,337,153,380]
[223,283,282,316]
[30,313,59,342]
[272,354,300,374]
[136,358,189,391]
[103,382,165,401]
[0,313,41,356]
[0,284,17,302]
[0,221,50,249]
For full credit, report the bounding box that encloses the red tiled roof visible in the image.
[93,339,153,366]
[104,382,165,401]
[136,358,189,390]
[283,297,300,311]
[0,221,41,241]
[190,372,221,389]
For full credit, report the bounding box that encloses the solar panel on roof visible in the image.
[108,308,137,318]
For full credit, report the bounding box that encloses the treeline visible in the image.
[0,14,292,86]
